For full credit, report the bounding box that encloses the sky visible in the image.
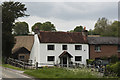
[0,0,119,32]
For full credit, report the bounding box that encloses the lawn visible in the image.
[24,67,102,78]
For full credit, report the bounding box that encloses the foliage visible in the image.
[32,22,42,32]
[32,21,56,32]
[73,26,83,32]
[109,55,119,63]
[86,59,94,65]
[88,29,97,35]
[101,21,120,37]
[106,62,120,77]
[94,17,110,35]
[13,22,29,35]
[68,25,84,32]
[2,1,28,58]
[24,67,101,78]
[90,17,119,37]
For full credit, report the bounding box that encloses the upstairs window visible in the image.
[48,45,54,50]
[62,45,67,50]
[75,56,82,61]
[95,45,101,52]
[75,45,82,50]
[47,56,54,61]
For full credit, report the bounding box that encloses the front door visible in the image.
[63,57,67,67]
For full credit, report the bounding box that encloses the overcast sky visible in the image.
[0,0,118,32]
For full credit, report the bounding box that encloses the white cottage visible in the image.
[30,30,89,67]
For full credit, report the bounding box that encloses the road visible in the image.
[1,66,34,80]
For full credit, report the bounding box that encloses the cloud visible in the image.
[12,2,117,32]
[24,2,117,21]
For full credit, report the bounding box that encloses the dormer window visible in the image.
[95,45,101,52]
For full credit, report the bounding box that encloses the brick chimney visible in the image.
[34,26,40,34]
[82,27,88,41]
[82,27,88,37]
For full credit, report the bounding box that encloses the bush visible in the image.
[106,62,120,77]
[86,59,94,65]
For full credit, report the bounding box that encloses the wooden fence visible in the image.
[7,58,35,69]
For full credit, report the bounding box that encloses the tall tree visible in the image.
[13,22,29,35]
[102,21,120,37]
[2,1,28,58]
[32,21,56,32]
[73,26,84,32]
[32,22,42,32]
[42,21,56,31]
[94,17,110,35]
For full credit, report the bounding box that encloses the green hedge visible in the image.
[86,59,94,65]
[106,62,120,77]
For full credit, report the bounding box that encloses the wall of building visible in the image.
[29,34,40,64]
[18,54,30,61]
[38,43,89,66]
[90,44,119,59]
[30,34,89,67]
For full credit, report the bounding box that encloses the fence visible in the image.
[7,58,35,69]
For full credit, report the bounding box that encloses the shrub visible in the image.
[86,59,94,65]
[106,62,120,77]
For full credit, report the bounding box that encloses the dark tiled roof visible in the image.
[88,37,120,44]
[12,36,34,54]
[38,31,87,43]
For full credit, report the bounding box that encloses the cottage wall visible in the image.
[30,34,89,67]
[38,43,89,66]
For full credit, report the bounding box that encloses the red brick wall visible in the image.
[90,44,119,59]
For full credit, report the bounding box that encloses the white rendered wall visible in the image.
[29,34,40,64]
[38,43,89,67]
[30,35,89,67]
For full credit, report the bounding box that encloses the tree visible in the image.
[102,21,120,37]
[2,1,28,58]
[94,17,110,35]
[32,22,42,32]
[42,21,56,31]
[73,26,83,32]
[13,22,29,35]
[31,21,56,32]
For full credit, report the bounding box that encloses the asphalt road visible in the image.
[1,67,34,80]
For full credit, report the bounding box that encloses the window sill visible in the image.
[95,50,101,52]
[117,50,120,52]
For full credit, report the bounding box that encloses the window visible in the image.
[75,56,82,61]
[118,45,120,50]
[62,45,67,50]
[20,56,24,59]
[75,45,82,50]
[48,45,54,50]
[47,56,54,61]
[95,45,101,52]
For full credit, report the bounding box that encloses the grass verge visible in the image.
[2,64,25,71]
[24,67,102,78]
